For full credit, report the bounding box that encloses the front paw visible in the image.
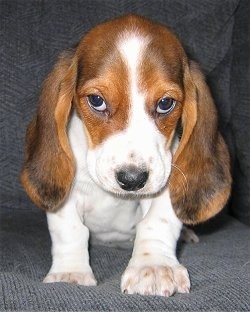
[121,264,190,296]
[43,271,97,286]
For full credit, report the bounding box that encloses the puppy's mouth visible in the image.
[106,183,167,200]
[95,165,169,199]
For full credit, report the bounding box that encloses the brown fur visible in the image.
[169,62,231,224]
[21,52,77,211]
[21,15,231,222]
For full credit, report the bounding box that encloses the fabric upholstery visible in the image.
[1,209,249,311]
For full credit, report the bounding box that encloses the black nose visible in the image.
[115,166,149,191]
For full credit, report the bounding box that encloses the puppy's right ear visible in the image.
[21,52,77,211]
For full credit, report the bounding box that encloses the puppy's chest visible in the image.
[69,111,143,244]
[75,179,142,245]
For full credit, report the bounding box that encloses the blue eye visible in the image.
[87,94,107,112]
[156,97,176,114]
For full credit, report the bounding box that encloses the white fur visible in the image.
[121,189,190,295]
[44,33,189,296]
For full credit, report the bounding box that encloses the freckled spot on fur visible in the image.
[143,252,150,256]
[160,218,168,224]
[143,267,154,278]
[129,152,135,159]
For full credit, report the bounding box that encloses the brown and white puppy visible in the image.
[21,15,231,296]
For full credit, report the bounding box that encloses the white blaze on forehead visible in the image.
[118,33,148,86]
[117,33,155,133]
[118,33,164,142]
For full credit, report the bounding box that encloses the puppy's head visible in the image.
[75,16,186,197]
[21,15,231,223]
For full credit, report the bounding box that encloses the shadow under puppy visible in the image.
[21,15,231,296]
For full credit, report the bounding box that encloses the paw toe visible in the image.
[43,272,97,286]
[121,264,190,296]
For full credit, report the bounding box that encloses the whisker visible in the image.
[171,164,189,200]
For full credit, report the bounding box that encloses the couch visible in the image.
[1,1,249,311]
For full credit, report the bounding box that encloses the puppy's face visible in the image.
[21,15,231,222]
[75,16,185,196]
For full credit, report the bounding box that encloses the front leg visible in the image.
[121,188,190,296]
[43,197,97,286]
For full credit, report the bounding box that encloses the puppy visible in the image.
[21,15,231,296]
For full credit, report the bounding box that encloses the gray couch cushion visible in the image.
[1,209,249,311]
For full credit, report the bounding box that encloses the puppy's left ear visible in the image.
[169,62,232,224]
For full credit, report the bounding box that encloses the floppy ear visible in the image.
[21,52,77,211]
[169,62,232,224]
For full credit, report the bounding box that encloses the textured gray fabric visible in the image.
[230,0,250,225]
[1,0,250,311]
[1,208,250,311]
